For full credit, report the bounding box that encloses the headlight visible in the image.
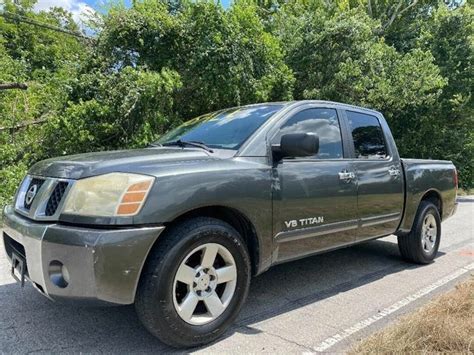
[63,173,154,217]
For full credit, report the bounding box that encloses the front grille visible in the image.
[15,175,73,220]
[45,181,69,216]
[24,178,45,209]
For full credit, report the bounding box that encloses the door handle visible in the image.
[339,170,355,181]
[388,166,401,176]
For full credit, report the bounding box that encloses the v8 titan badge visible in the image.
[285,216,324,229]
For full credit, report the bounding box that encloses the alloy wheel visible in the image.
[421,214,437,253]
[172,243,237,325]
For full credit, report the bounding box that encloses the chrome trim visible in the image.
[388,166,401,176]
[275,219,358,243]
[275,212,401,243]
[359,212,401,228]
[339,170,356,181]
[14,175,75,221]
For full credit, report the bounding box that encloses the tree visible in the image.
[44,66,182,155]
[277,8,445,111]
[0,0,90,206]
[416,5,474,188]
[99,0,295,119]
[275,2,472,188]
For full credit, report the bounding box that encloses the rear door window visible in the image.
[346,111,388,159]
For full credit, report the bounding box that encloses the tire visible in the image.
[397,201,441,264]
[135,217,251,348]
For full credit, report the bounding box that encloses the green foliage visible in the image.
[99,0,294,118]
[418,5,474,188]
[0,0,473,208]
[376,3,473,188]
[0,0,88,206]
[45,66,182,154]
[275,2,472,188]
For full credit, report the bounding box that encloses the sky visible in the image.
[33,0,232,24]
[34,0,98,24]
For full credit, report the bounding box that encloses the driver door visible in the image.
[271,106,358,262]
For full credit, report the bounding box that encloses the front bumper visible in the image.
[2,205,164,305]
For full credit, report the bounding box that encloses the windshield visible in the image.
[155,104,285,150]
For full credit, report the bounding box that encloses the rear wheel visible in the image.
[135,217,251,348]
[398,201,441,264]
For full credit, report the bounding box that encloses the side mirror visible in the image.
[272,133,319,159]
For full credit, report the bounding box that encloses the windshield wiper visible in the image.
[162,140,214,153]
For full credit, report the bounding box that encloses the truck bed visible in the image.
[399,158,457,233]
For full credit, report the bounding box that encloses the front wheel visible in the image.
[398,201,441,264]
[135,217,251,348]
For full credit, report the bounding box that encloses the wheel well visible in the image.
[164,206,260,275]
[421,190,442,217]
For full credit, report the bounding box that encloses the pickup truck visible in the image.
[2,100,458,347]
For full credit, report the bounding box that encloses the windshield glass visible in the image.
[155,104,285,150]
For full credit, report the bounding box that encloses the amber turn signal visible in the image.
[116,180,153,216]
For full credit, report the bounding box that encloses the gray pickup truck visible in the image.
[3,101,457,347]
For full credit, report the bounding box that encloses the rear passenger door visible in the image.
[344,110,404,240]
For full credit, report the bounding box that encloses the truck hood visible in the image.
[29,148,220,179]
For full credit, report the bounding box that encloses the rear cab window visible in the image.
[346,111,388,159]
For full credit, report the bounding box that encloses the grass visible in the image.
[351,277,474,353]
[458,188,474,196]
